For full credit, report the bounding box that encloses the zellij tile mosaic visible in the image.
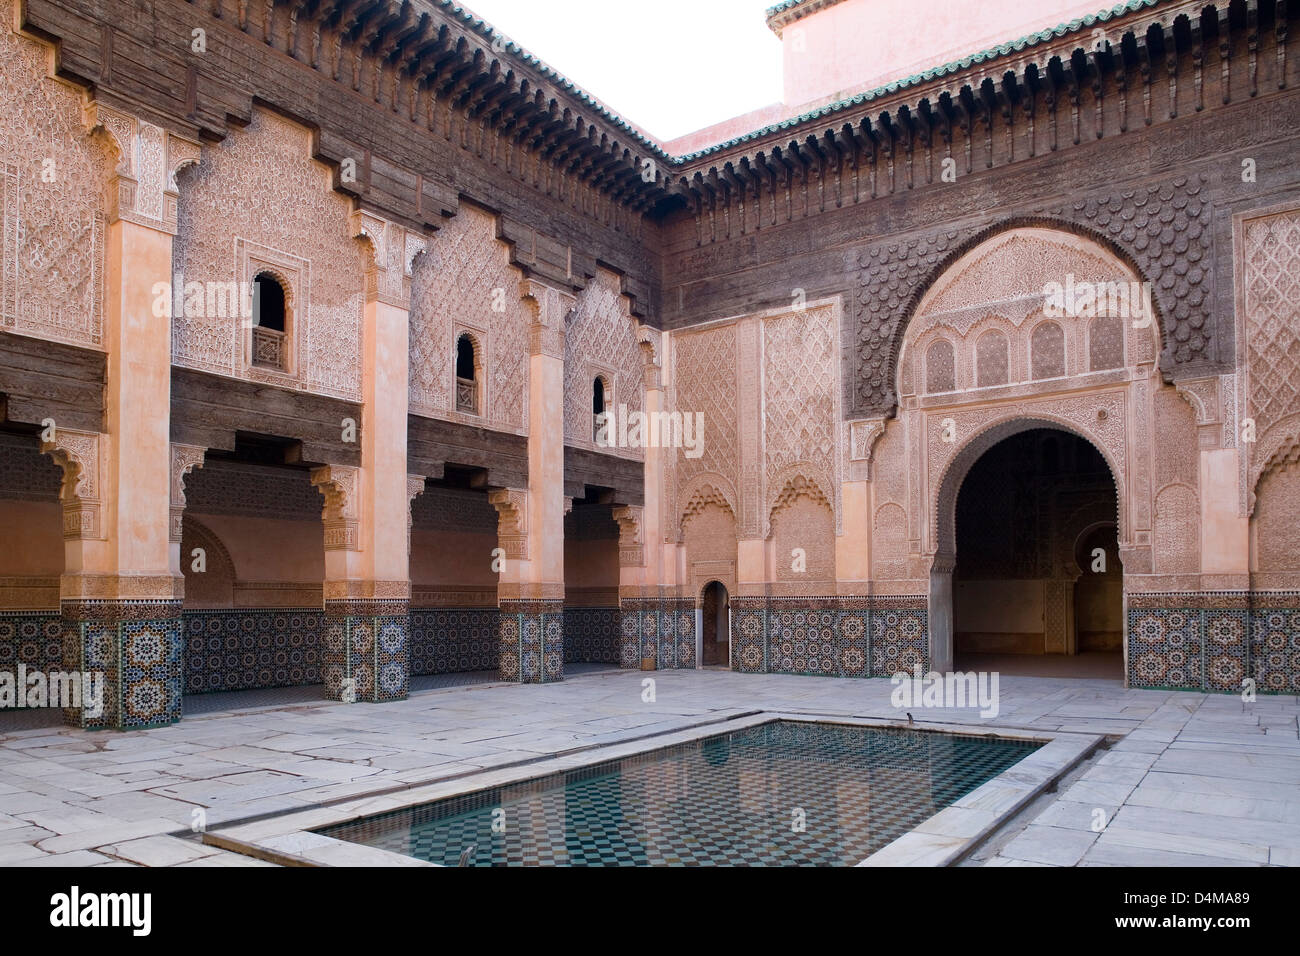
[319,721,1040,866]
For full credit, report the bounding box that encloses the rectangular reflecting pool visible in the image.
[318,721,1041,866]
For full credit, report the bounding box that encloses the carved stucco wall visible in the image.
[763,305,841,536]
[1240,205,1300,588]
[682,501,738,598]
[171,108,363,401]
[1241,206,1300,516]
[563,268,642,457]
[669,302,842,557]
[871,226,1199,591]
[850,176,1215,418]
[771,493,835,592]
[408,203,528,433]
[0,1,112,348]
[1254,463,1300,586]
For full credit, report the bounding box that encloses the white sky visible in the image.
[461,0,784,143]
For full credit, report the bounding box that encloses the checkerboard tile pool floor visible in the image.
[321,721,1039,866]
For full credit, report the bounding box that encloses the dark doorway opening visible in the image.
[952,427,1123,679]
[701,581,730,667]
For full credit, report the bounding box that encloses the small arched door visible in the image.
[701,581,730,667]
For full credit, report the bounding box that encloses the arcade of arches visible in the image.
[1,0,1298,730]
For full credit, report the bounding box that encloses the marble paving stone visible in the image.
[101,835,222,867]
[0,670,1291,867]
[1001,825,1100,866]
[1093,826,1270,864]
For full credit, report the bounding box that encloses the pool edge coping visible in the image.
[203,714,1104,868]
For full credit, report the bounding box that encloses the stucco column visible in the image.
[50,106,200,729]
[1200,447,1249,588]
[309,213,423,705]
[494,279,573,682]
[613,333,695,670]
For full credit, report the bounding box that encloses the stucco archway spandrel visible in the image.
[852,203,1205,418]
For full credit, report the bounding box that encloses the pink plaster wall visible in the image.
[186,513,323,582]
[410,529,499,588]
[564,535,619,592]
[780,0,1112,114]
[0,501,63,575]
[669,0,1113,154]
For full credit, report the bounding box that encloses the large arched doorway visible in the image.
[701,581,730,667]
[951,427,1123,678]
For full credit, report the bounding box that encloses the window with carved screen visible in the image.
[456,333,480,415]
[251,272,288,371]
[593,375,610,443]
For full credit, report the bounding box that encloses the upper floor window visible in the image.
[593,376,609,442]
[251,272,287,370]
[456,333,480,415]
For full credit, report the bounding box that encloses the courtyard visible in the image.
[0,669,1296,867]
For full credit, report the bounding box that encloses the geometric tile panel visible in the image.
[410,608,498,675]
[499,601,564,684]
[563,607,621,664]
[730,597,927,679]
[1203,609,1249,693]
[321,606,410,704]
[61,601,183,731]
[1253,606,1300,695]
[1127,592,1300,694]
[0,612,63,676]
[182,609,322,694]
[1128,607,1203,690]
[867,602,928,678]
[616,601,696,671]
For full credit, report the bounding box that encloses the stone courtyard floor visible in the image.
[0,669,1296,867]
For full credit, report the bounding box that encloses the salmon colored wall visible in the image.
[186,513,324,582]
[410,528,500,588]
[0,501,63,576]
[564,535,619,595]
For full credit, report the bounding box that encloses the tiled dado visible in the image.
[182,609,322,694]
[618,599,696,670]
[1129,592,1300,694]
[563,607,621,664]
[410,608,498,675]
[62,600,183,730]
[732,596,929,679]
[0,611,63,676]
[322,600,410,703]
[499,600,564,683]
